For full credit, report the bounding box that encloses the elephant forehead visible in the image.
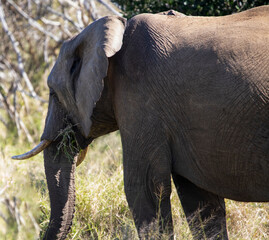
[61,37,83,55]
[47,62,64,88]
[59,20,102,57]
[47,63,71,94]
[47,46,75,89]
[57,41,79,62]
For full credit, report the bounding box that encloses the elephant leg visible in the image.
[172,174,228,240]
[125,182,172,239]
[122,136,173,239]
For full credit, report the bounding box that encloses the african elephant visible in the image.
[13,5,269,240]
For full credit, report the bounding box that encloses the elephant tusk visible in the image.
[12,140,51,160]
[76,146,88,167]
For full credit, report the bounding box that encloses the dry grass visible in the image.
[1,132,269,239]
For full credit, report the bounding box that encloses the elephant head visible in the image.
[13,16,126,239]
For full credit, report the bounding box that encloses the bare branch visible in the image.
[0,116,8,128]
[76,8,85,28]
[0,84,33,143]
[40,17,61,26]
[58,0,80,9]
[96,0,122,16]
[13,84,22,137]
[84,0,99,21]
[6,0,61,42]
[0,212,7,223]
[62,19,73,37]
[27,0,32,11]
[43,36,49,63]
[18,117,34,143]
[0,1,45,103]
[45,5,82,31]
[0,58,39,110]
[0,88,15,121]
[17,83,30,113]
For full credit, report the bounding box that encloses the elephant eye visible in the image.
[70,57,82,76]
[49,89,59,102]
[49,89,56,97]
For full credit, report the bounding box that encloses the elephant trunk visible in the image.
[43,142,76,240]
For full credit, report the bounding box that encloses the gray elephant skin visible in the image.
[14,6,269,240]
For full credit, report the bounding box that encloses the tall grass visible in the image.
[1,132,269,239]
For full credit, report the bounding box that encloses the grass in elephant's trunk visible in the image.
[54,123,81,162]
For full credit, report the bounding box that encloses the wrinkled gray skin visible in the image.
[40,6,269,240]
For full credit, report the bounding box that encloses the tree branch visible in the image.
[83,0,99,21]
[45,5,82,31]
[6,0,61,42]
[0,115,8,128]
[96,0,122,16]
[0,1,45,103]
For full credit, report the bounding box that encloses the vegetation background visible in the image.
[0,0,269,239]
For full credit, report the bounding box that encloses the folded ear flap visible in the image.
[72,16,126,137]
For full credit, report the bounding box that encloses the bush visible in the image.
[113,0,269,18]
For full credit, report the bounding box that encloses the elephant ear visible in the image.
[68,16,126,137]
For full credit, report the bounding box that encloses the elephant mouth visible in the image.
[12,139,89,167]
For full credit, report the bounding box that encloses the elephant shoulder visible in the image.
[124,12,185,42]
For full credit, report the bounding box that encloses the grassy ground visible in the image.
[1,132,269,239]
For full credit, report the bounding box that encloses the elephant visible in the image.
[13,5,269,240]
